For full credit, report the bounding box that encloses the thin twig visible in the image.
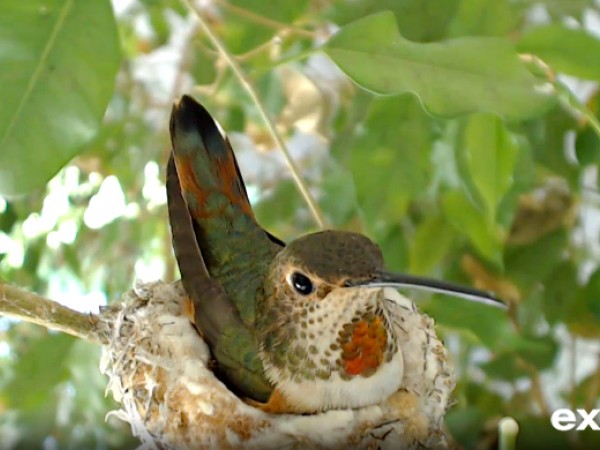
[556,80,600,138]
[529,370,551,416]
[215,0,317,39]
[520,53,600,139]
[509,313,551,416]
[181,0,326,229]
[585,352,600,411]
[516,356,551,416]
[0,283,107,345]
[235,38,279,62]
[569,335,577,410]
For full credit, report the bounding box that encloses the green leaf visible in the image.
[518,25,600,81]
[409,215,455,275]
[480,353,527,381]
[462,113,518,220]
[516,417,571,450]
[576,126,600,165]
[445,406,484,449]
[347,96,431,224]
[581,427,600,450]
[254,180,310,240]
[584,268,600,321]
[504,230,567,290]
[326,0,460,43]
[524,106,580,185]
[323,12,555,120]
[423,296,514,350]
[441,190,502,265]
[319,159,361,227]
[543,261,579,327]
[351,161,410,228]
[496,136,535,230]
[5,333,74,411]
[511,335,558,370]
[542,263,600,339]
[190,48,218,87]
[462,380,505,413]
[0,0,120,196]
[377,224,409,272]
[0,201,18,233]
[448,0,519,37]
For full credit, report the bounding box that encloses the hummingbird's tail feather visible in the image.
[166,155,236,342]
[169,94,254,222]
[166,156,272,401]
[168,95,282,329]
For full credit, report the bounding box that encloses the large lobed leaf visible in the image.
[0,0,120,196]
[323,11,555,120]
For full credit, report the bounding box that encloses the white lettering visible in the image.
[551,409,576,431]
[576,409,600,431]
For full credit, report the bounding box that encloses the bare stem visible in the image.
[215,0,316,39]
[509,313,551,416]
[569,335,577,410]
[520,53,600,139]
[516,356,551,416]
[181,0,326,229]
[0,283,107,345]
[585,352,600,411]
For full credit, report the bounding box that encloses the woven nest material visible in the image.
[99,281,455,450]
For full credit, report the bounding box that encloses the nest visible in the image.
[99,281,455,450]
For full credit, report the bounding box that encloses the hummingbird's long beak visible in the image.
[348,271,506,309]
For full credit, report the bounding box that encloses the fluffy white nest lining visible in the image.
[100,280,455,450]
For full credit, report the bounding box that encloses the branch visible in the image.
[0,283,107,345]
[215,0,317,39]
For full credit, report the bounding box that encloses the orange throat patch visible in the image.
[340,316,388,377]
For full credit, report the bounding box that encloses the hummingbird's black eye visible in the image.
[289,272,314,295]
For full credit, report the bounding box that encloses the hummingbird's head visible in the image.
[268,230,384,299]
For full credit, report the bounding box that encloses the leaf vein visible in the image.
[0,0,75,150]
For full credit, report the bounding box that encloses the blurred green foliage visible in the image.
[1,0,600,448]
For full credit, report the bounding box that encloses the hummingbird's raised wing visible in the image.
[166,156,272,401]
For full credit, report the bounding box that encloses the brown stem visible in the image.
[509,314,551,416]
[0,283,107,345]
[585,352,600,411]
[515,356,551,416]
[215,0,317,39]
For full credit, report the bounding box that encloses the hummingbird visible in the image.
[166,95,503,414]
